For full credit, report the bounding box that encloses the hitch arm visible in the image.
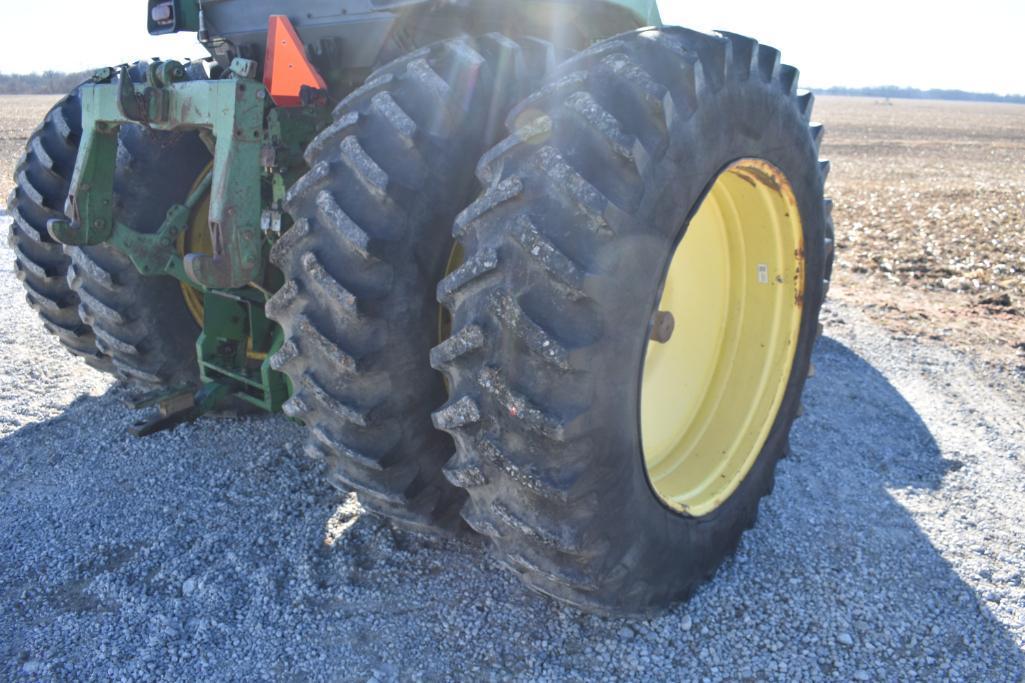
[48,72,268,290]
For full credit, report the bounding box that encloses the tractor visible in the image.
[8,0,832,614]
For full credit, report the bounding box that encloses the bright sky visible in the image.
[659,0,1024,95]
[1,1,1022,95]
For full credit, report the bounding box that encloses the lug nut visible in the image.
[650,310,675,344]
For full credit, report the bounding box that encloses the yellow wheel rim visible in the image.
[641,159,804,517]
[438,242,464,343]
[178,163,214,327]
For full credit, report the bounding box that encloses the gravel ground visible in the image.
[2,215,1025,680]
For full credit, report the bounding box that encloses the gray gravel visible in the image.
[2,215,1024,681]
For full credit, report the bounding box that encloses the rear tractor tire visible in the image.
[67,62,211,390]
[7,89,111,371]
[7,62,212,390]
[267,34,563,535]
[434,28,833,614]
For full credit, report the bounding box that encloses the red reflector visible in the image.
[264,15,327,107]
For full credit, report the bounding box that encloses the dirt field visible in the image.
[815,96,1025,370]
[0,95,57,203]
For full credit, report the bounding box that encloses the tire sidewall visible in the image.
[586,59,827,600]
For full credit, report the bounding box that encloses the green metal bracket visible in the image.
[262,106,332,230]
[45,59,328,428]
[197,291,289,413]
[109,173,212,282]
[49,64,268,290]
[127,382,230,437]
[121,285,288,436]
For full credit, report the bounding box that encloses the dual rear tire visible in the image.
[8,30,830,615]
[431,28,831,614]
[278,27,829,614]
[267,34,564,534]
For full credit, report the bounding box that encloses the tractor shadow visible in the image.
[0,337,1022,679]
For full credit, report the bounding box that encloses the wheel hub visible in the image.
[640,159,805,517]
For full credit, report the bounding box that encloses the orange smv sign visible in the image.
[264,15,328,107]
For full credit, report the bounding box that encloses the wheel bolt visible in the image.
[650,310,675,344]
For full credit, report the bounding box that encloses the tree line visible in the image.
[815,85,1025,105]
[0,71,94,95]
